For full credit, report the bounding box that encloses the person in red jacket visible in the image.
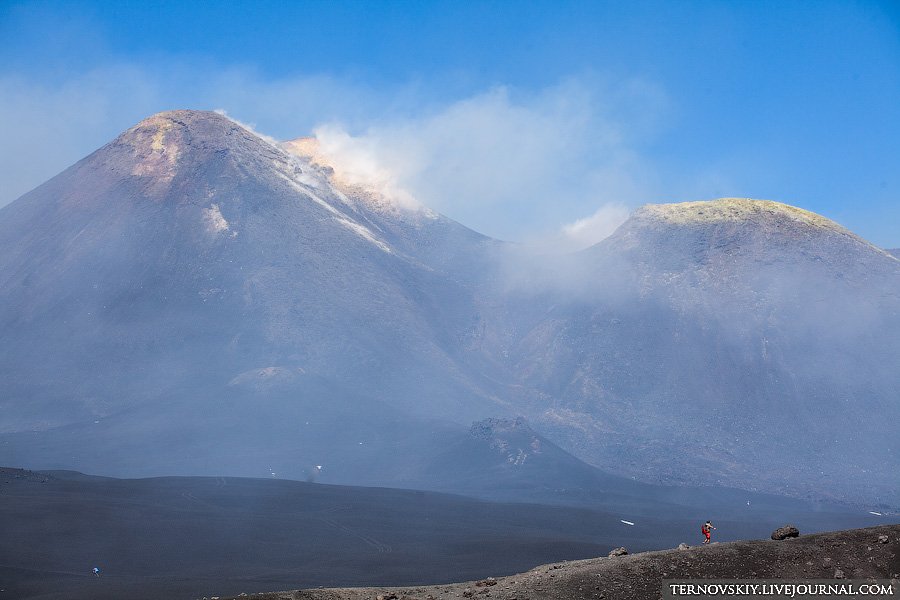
[701,520,716,544]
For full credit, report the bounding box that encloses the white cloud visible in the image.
[310,123,420,210]
[561,203,631,249]
[310,78,668,242]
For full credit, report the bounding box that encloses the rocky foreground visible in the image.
[223,525,900,600]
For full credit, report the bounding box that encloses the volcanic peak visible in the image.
[112,109,273,187]
[636,198,850,233]
[120,109,275,155]
[126,108,237,134]
[617,198,897,259]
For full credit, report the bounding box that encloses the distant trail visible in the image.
[180,490,216,508]
[319,517,392,553]
[0,563,100,578]
[318,507,392,553]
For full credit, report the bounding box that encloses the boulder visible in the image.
[771,525,800,540]
[608,547,628,557]
[678,543,690,550]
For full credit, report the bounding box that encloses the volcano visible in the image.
[0,110,512,483]
[508,199,900,503]
[1,110,898,506]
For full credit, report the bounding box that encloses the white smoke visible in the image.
[309,123,421,211]
[560,203,631,249]
[310,79,666,242]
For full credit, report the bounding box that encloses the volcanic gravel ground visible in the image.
[234,525,900,600]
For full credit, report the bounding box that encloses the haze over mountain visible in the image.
[0,110,506,480]
[1,110,897,506]
[504,200,900,502]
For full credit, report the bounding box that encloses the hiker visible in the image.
[701,520,716,544]
[92,567,101,577]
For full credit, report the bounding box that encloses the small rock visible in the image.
[476,578,498,587]
[878,535,889,543]
[834,568,845,579]
[678,543,690,550]
[608,547,628,557]
[771,525,800,540]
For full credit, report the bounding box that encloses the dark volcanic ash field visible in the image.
[0,468,892,600]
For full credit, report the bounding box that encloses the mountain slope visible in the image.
[503,199,900,504]
[0,110,506,430]
[0,110,519,483]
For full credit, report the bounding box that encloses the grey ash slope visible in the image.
[0,110,508,481]
[498,199,900,504]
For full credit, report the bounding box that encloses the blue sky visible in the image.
[1,0,898,246]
